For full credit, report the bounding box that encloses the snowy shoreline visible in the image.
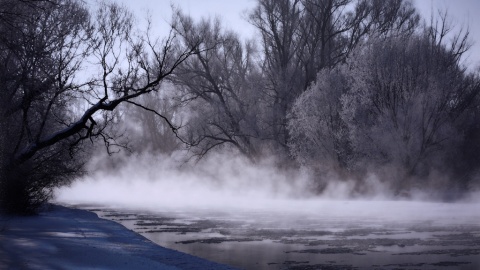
[0,205,237,270]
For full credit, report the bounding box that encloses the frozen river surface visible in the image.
[71,200,480,270]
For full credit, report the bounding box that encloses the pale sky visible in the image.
[415,0,480,70]
[112,0,479,71]
[116,0,257,41]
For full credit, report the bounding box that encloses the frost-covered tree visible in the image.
[250,0,419,159]
[341,30,477,179]
[288,66,352,176]
[289,13,479,192]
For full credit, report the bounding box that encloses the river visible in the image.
[68,200,480,270]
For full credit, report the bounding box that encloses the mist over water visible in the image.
[56,151,480,224]
[57,152,308,208]
[56,152,480,269]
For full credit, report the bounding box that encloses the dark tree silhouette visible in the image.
[172,12,264,160]
[0,0,196,214]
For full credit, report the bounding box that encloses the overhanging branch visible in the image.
[126,100,190,145]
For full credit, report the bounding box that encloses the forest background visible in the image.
[1,0,479,214]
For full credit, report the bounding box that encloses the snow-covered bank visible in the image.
[0,205,237,270]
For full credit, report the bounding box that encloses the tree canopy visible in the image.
[1,0,479,213]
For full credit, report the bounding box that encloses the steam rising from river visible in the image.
[57,152,311,209]
[55,152,480,223]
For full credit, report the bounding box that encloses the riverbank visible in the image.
[0,205,237,270]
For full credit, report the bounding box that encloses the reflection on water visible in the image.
[71,201,480,270]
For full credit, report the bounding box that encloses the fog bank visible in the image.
[55,152,480,224]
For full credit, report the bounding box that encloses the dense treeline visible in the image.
[1,0,479,213]
[155,0,477,197]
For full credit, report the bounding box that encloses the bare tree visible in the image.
[249,0,303,155]
[0,0,196,213]
[298,0,356,88]
[172,13,263,160]
[121,83,184,155]
[299,0,419,87]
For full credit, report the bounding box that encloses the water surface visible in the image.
[70,200,480,270]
